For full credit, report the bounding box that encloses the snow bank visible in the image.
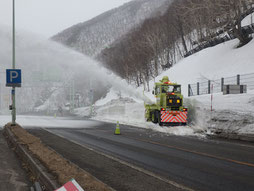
[189,90,254,135]
[74,89,205,137]
[75,39,254,137]
[0,115,102,129]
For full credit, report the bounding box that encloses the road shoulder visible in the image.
[0,131,30,191]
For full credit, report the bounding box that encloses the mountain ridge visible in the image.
[52,0,171,57]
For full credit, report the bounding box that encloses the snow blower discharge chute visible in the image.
[145,76,188,126]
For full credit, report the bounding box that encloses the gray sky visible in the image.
[0,0,132,37]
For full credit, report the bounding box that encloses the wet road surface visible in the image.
[28,120,254,191]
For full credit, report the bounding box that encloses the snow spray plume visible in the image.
[70,59,153,104]
[0,26,152,113]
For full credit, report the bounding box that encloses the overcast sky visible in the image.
[0,0,132,37]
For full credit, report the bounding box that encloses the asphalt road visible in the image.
[28,119,254,191]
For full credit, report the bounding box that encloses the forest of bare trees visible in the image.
[98,0,254,90]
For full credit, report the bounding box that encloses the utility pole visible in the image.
[69,80,75,112]
[89,80,94,116]
[72,80,75,110]
[0,84,2,111]
[69,82,72,112]
[12,0,16,125]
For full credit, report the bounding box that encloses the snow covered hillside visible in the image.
[157,39,254,97]
[75,39,254,137]
[52,0,171,57]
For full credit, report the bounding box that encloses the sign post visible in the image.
[6,69,21,125]
[12,0,16,125]
[5,0,22,125]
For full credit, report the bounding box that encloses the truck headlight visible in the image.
[177,100,180,103]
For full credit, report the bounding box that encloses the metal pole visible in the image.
[237,74,240,85]
[197,82,199,95]
[188,84,190,97]
[208,80,211,94]
[89,80,94,116]
[221,78,224,92]
[69,82,72,112]
[72,80,75,110]
[0,84,2,111]
[69,80,75,112]
[12,0,16,125]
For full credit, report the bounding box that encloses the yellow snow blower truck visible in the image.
[145,76,188,126]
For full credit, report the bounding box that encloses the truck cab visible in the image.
[145,76,187,126]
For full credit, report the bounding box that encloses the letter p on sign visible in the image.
[6,69,22,87]
[10,71,19,82]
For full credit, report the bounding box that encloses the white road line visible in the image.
[43,128,195,191]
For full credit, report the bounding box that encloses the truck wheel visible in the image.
[151,111,158,123]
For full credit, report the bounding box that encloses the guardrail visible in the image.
[188,73,254,96]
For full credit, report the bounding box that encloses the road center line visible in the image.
[127,136,254,168]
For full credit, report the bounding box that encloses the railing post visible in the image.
[237,74,240,85]
[221,78,224,92]
[208,80,211,94]
[197,82,199,95]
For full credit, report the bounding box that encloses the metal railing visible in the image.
[188,73,254,96]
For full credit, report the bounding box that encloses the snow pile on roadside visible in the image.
[75,39,254,136]
[76,94,146,127]
[75,89,205,137]
[190,90,254,135]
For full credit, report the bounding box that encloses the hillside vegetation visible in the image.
[98,0,254,90]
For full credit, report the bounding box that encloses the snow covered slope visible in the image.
[52,0,171,57]
[156,39,254,97]
[76,39,254,137]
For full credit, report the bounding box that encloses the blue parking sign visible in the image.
[6,69,22,87]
